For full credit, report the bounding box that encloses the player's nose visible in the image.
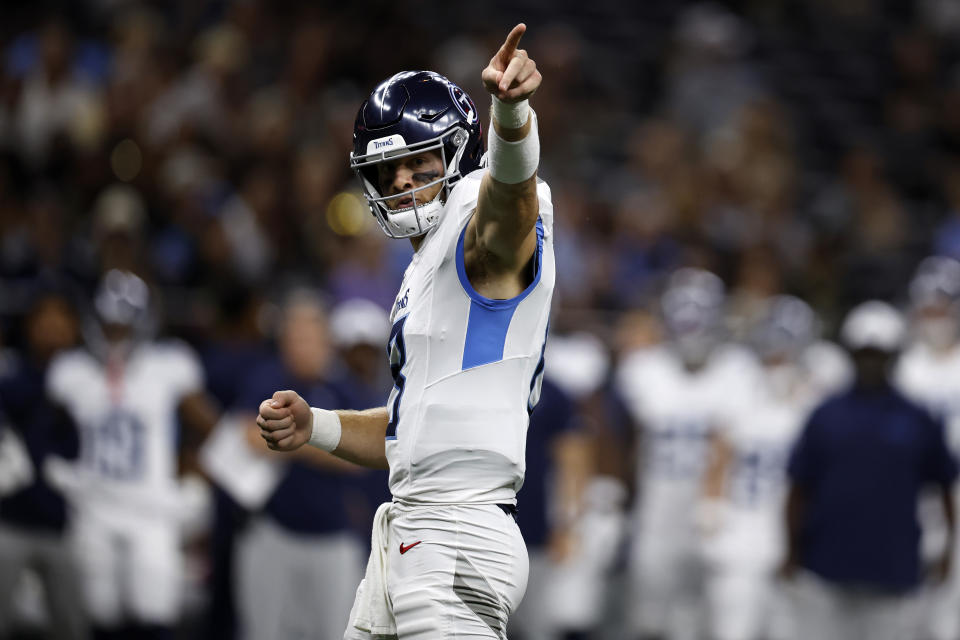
[391,164,414,192]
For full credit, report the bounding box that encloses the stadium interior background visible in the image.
[1,0,960,638]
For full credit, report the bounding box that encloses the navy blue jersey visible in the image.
[237,358,354,535]
[0,353,78,532]
[200,340,273,412]
[517,377,576,548]
[788,384,958,591]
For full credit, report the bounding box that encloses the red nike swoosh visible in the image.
[399,541,422,554]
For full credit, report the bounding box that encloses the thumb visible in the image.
[271,389,297,408]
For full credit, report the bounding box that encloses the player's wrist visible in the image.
[487,103,539,185]
[308,407,342,452]
[491,95,530,129]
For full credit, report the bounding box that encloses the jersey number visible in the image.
[386,316,408,439]
[91,408,145,480]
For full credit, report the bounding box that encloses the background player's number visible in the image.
[92,408,145,480]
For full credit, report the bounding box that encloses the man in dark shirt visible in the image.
[0,289,87,640]
[783,301,958,640]
[234,290,364,640]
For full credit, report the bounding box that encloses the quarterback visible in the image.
[257,24,553,639]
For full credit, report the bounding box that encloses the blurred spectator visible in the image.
[933,162,960,261]
[783,301,957,640]
[665,3,763,140]
[234,290,364,640]
[0,287,87,640]
[195,285,271,640]
[12,18,102,172]
[327,298,393,543]
[45,270,218,640]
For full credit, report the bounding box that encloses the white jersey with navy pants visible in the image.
[344,169,555,639]
[46,341,204,627]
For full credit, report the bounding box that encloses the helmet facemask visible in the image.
[350,127,472,239]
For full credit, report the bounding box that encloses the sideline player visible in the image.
[615,268,754,640]
[45,270,219,639]
[895,256,960,640]
[700,296,848,640]
[257,24,552,639]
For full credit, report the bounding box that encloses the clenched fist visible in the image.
[256,389,312,451]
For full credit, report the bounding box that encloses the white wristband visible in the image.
[491,96,530,129]
[487,108,539,185]
[308,407,342,452]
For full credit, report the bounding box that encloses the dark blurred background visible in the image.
[2,0,959,341]
[2,1,960,639]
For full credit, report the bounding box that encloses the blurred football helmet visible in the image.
[94,269,151,329]
[661,267,726,366]
[350,71,484,239]
[750,295,817,363]
[908,256,960,349]
[83,270,155,357]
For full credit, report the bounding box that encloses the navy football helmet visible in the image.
[909,256,960,310]
[661,268,726,366]
[908,256,960,349]
[350,71,483,239]
[750,295,817,362]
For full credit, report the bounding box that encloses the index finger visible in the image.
[497,23,527,65]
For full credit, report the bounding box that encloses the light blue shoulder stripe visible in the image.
[457,218,544,370]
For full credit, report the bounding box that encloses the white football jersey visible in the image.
[711,345,848,566]
[719,360,824,513]
[47,340,204,511]
[616,343,756,529]
[896,342,960,450]
[384,170,555,505]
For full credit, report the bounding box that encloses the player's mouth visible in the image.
[396,196,414,208]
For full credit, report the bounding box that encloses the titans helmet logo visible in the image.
[449,86,478,125]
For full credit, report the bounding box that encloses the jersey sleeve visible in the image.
[159,340,205,399]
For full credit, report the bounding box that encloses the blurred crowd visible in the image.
[2,0,960,639]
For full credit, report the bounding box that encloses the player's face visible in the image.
[915,303,959,349]
[377,151,445,210]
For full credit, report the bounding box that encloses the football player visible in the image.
[895,256,960,640]
[700,296,849,640]
[257,24,552,639]
[615,267,755,640]
[45,270,218,640]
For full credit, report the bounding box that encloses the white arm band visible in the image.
[488,98,539,185]
[308,407,342,452]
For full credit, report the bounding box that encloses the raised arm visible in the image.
[257,390,389,470]
[463,24,543,299]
